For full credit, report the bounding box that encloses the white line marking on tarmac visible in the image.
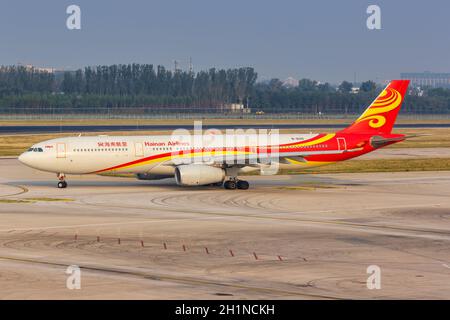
[290,203,444,216]
[0,219,183,233]
[442,264,450,269]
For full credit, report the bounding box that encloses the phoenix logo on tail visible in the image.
[341,80,409,134]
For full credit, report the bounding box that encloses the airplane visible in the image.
[18,80,410,190]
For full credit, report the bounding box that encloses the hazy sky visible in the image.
[1,0,449,83]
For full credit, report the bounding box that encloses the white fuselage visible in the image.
[18,133,328,176]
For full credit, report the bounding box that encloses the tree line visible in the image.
[252,78,450,114]
[0,64,449,114]
[0,65,54,95]
[60,64,257,107]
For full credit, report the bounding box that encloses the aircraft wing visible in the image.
[162,149,347,167]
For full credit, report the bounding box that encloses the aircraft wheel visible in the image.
[58,181,67,189]
[237,180,249,190]
[224,180,237,190]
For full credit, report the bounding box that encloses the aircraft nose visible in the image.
[18,152,30,166]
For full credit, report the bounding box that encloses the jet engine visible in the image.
[175,164,225,186]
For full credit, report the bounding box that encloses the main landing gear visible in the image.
[223,179,249,190]
[57,173,67,189]
[223,167,249,190]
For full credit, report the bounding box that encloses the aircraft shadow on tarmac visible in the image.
[7,174,367,190]
[7,179,260,191]
[8,179,182,190]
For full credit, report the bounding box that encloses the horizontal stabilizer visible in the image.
[370,135,405,148]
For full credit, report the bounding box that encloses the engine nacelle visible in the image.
[175,164,225,186]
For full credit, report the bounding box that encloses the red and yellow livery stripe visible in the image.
[92,133,337,173]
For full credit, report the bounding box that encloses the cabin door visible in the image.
[135,142,144,157]
[56,143,66,158]
[337,137,347,151]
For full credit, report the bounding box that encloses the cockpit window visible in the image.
[27,147,44,152]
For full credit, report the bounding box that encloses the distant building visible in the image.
[20,63,55,73]
[282,77,299,88]
[222,103,251,114]
[350,87,360,94]
[401,72,450,88]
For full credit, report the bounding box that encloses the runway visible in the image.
[0,158,449,299]
[1,122,450,134]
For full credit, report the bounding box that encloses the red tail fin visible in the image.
[341,80,410,134]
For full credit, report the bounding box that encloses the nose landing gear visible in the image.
[57,181,67,189]
[57,173,67,189]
